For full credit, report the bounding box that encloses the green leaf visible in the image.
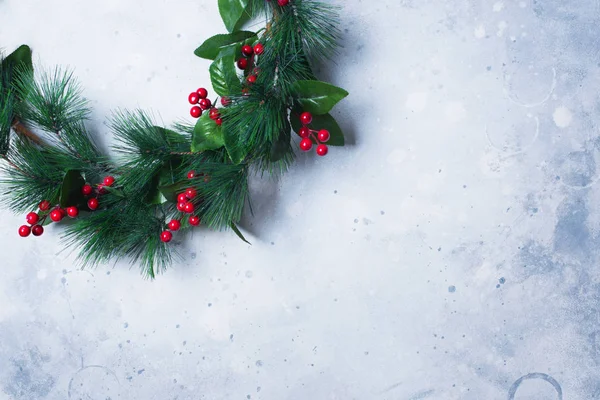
[218,0,250,32]
[157,181,187,204]
[2,45,33,74]
[290,110,345,146]
[59,170,86,208]
[291,80,349,115]
[222,123,248,164]
[230,222,251,244]
[209,47,241,96]
[192,113,225,152]
[194,31,256,60]
[270,117,291,162]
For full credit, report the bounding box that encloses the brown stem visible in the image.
[11,118,45,146]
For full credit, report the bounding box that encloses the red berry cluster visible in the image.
[160,170,202,243]
[188,87,213,118]
[297,112,329,156]
[17,176,115,237]
[277,0,290,5]
[237,43,264,91]
[188,87,226,126]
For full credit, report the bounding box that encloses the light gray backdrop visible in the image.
[0,0,598,399]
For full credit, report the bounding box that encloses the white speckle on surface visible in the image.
[405,92,428,112]
[37,269,47,280]
[387,149,408,165]
[497,21,508,37]
[553,106,573,128]
[493,1,504,12]
[444,102,467,123]
[474,24,486,38]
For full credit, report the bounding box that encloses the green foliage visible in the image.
[0,0,349,277]
[59,170,86,208]
[210,46,242,96]
[111,110,183,197]
[64,199,172,278]
[218,0,250,32]
[0,137,64,212]
[291,80,348,115]
[187,162,249,229]
[15,67,89,134]
[195,31,256,60]
[192,113,225,152]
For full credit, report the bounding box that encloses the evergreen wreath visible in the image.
[0,0,348,277]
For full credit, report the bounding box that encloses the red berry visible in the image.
[18,225,31,237]
[237,58,248,70]
[247,75,257,84]
[186,187,197,199]
[199,98,212,110]
[187,170,196,179]
[160,231,173,243]
[26,212,39,225]
[97,185,108,195]
[103,176,115,187]
[31,225,44,237]
[168,219,181,231]
[66,206,79,218]
[183,202,195,214]
[39,200,50,211]
[190,106,202,118]
[318,129,330,142]
[177,202,187,212]
[316,144,328,156]
[215,118,223,126]
[242,45,253,57]
[188,92,200,104]
[87,198,99,210]
[300,112,313,125]
[196,88,208,99]
[221,97,230,107]
[209,108,220,120]
[253,43,264,55]
[82,184,93,196]
[50,209,64,222]
[278,0,289,5]
[298,127,310,138]
[299,138,313,152]
[177,193,188,203]
[189,215,201,226]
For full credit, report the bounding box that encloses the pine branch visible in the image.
[186,161,250,229]
[0,137,63,212]
[64,196,173,278]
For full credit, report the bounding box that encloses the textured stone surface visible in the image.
[1,0,599,399]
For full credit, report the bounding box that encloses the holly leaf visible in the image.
[230,222,251,244]
[157,181,187,204]
[2,45,33,74]
[209,47,241,96]
[194,31,256,60]
[290,110,345,146]
[218,0,250,33]
[192,112,225,152]
[291,80,349,115]
[270,117,291,162]
[59,170,86,208]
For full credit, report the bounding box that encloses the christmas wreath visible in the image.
[0,0,348,277]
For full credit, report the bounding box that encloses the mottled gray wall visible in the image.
[1,0,599,399]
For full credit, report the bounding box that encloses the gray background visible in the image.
[0,0,597,399]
